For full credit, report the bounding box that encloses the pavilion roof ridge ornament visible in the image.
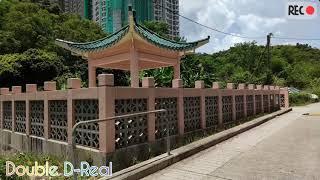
[55,5,210,56]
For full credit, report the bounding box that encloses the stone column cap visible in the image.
[172,79,183,88]
[212,82,220,89]
[142,77,155,88]
[227,83,235,89]
[195,80,205,89]
[26,84,37,93]
[67,78,81,89]
[98,74,114,87]
[44,81,57,91]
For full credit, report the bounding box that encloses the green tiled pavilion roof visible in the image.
[55,25,130,54]
[134,24,210,51]
[55,14,209,54]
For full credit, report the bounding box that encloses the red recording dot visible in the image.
[306,6,315,15]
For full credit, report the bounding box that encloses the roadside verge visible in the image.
[102,108,292,180]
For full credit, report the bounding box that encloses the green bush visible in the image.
[289,93,315,106]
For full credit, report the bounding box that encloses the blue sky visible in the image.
[180,0,320,53]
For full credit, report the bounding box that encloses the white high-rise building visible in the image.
[154,0,180,38]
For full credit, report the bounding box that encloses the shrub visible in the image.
[289,93,314,106]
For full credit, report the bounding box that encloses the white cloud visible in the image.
[179,0,320,53]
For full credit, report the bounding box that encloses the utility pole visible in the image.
[267,33,273,65]
[266,33,273,84]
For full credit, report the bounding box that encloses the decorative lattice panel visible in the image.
[222,96,233,124]
[270,95,275,112]
[280,94,285,108]
[205,96,219,128]
[235,96,244,120]
[246,95,254,117]
[155,98,178,139]
[263,95,269,113]
[184,97,201,132]
[255,95,262,114]
[15,101,26,133]
[30,101,44,137]
[115,99,148,149]
[275,94,280,110]
[49,100,68,142]
[74,100,99,149]
[3,101,12,130]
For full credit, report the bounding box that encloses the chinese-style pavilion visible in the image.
[55,6,210,87]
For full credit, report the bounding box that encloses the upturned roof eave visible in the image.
[54,9,210,55]
[55,25,130,55]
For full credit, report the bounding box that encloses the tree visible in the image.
[0,49,63,88]
[0,0,106,88]
[143,21,170,39]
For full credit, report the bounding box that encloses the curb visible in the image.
[103,108,292,180]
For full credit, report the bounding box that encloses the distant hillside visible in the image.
[176,43,320,95]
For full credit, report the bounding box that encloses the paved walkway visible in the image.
[143,103,320,180]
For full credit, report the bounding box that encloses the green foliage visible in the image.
[289,93,315,106]
[0,0,106,88]
[143,21,170,39]
[141,67,174,87]
[0,49,63,88]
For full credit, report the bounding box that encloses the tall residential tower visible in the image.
[154,0,180,38]
[92,0,154,33]
[49,0,92,19]
[50,0,180,38]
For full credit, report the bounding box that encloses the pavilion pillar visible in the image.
[88,64,97,87]
[174,59,181,79]
[130,47,139,87]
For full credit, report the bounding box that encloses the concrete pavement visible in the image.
[143,103,320,180]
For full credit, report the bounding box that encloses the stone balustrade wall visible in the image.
[0,74,289,154]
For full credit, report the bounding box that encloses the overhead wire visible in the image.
[153,1,320,42]
[152,1,265,40]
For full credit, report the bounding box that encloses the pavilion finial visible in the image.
[128,5,133,12]
[128,5,136,32]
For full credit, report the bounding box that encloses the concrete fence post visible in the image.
[227,83,236,122]
[0,88,10,130]
[43,82,56,143]
[256,85,263,114]
[25,84,37,152]
[12,86,22,132]
[67,79,81,145]
[269,86,275,112]
[248,84,256,115]
[25,96,30,141]
[264,85,270,113]
[238,84,247,119]
[280,87,290,108]
[213,82,223,127]
[98,74,116,153]
[275,86,280,109]
[143,77,156,142]
[195,81,206,129]
[173,79,184,135]
[12,100,15,132]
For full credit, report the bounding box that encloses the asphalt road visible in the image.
[143,103,320,180]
